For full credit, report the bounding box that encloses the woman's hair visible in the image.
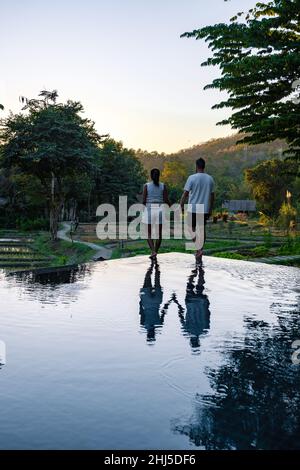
[150,168,160,187]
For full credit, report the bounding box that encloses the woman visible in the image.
[142,168,170,258]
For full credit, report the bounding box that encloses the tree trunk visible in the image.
[49,202,62,241]
[88,190,91,222]
[49,172,63,241]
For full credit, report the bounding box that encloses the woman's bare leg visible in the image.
[155,224,162,254]
[147,224,156,256]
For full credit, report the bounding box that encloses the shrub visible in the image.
[263,231,273,249]
[277,203,297,232]
[252,245,269,257]
[17,218,49,231]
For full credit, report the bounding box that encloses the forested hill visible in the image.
[136,134,286,174]
[136,134,287,206]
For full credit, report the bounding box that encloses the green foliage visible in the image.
[0,90,103,240]
[278,236,300,254]
[263,230,273,248]
[160,161,189,203]
[277,201,297,230]
[245,159,298,216]
[252,245,269,257]
[95,138,146,207]
[17,217,49,232]
[161,161,188,187]
[32,232,94,266]
[227,220,235,235]
[182,0,300,161]
[1,94,101,180]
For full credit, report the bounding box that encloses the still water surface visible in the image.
[0,254,299,449]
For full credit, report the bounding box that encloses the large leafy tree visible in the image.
[0,90,103,240]
[182,0,300,161]
[245,158,298,216]
[95,138,146,207]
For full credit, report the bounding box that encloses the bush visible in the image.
[252,245,269,257]
[222,213,228,222]
[17,218,49,231]
[277,203,297,232]
[278,237,300,255]
[263,231,273,249]
[259,212,273,227]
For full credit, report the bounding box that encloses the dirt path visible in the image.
[58,222,112,261]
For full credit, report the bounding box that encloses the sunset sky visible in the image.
[1,0,255,152]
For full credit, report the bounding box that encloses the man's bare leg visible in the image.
[194,217,206,260]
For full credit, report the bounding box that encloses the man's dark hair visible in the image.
[196,158,206,170]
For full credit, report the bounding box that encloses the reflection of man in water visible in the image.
[139,260,165,343]
[179,265,210,349]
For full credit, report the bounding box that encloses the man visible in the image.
[180,157,215,260]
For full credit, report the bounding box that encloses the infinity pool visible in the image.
[0,254,299,449]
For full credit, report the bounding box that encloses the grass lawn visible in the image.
[213,237,300,263]
[0,231,94,270]
[32,233,95,266]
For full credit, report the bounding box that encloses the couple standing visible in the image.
[142,157,215,260]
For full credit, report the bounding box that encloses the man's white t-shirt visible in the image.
[184,173,215,214]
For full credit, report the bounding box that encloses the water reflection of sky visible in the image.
[0,254,299,450]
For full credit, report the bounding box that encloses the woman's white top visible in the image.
[145,182,164,205]
[143,182,165,224]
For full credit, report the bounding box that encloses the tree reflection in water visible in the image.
[5,264,92,304]
[172,309,300,449]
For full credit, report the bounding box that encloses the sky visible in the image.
[1,0,256,153]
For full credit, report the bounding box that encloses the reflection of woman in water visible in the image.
[139,260,166,343]
[171,264,210,349]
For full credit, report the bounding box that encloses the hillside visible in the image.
[137,134,286,174]
[136,134,287,207]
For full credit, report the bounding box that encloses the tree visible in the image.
[161,161,188,188]
[0,90,103,240]
[95,138,146,207]
[245,159,298,216]
[160,161,189,203]
[277,201,297,232]
[182,0,300,162]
